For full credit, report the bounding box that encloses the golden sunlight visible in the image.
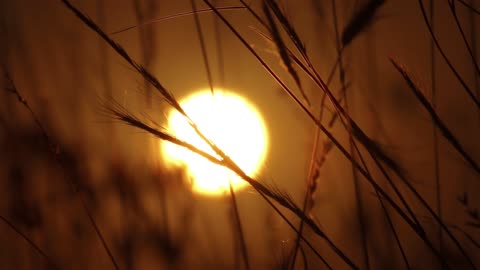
[161,89,268,196]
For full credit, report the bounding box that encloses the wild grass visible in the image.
[1,0,480,269]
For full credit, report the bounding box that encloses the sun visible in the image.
[161,89,268,196]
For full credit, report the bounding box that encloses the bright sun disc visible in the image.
[161,89,268,196]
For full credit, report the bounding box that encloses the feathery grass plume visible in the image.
[262,0,330,99]
[227,181,250,270]
[202,6,471,269]
[3,70,50,145]
[250,26,317,80]
[60,2,353,267]
[390,58,480,176]
[253,17,406,187]
[264,0,305,55]
[0,215,59,270]
[202,2,449,259]
[239,5,405,189]
[61,0,180,112]
[428,1,443,266]
[341,0,386,48]
[262,1,310,106]
[417,0,480,109]
[351,141,413,270]
[291,0,366,265]
[453,226,480,249]
[103,99,355,269]
[390,58,478,269]
[60,0,232,176]
[213,0,226,87]
[103,101,224,167]
[246,0,321,83]
[422,217,480,250]
[331,0,370,268]
[289,130,328,270]
[350,120,404,177]
[3,69,120,270]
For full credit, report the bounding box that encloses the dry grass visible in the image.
[1,0,479,269]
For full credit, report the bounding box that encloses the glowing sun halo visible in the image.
[161,89,268,196]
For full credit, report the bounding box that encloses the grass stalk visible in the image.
[201,2,449,263]
[3,70,120,270]
[228,181,250,270]
[391,59,477,269]
[352,141,413,270]
[418,0,480,109]
[331,1,370,268]
[253,26,425,234]
[457,0,480,16]
[62,0,353,264]
[391,59,480,176]
[0,215,59,270]
[429,0,444,267]
[190,0,215,94]
[56,1,479,268]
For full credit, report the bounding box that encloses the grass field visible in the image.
[1,0,479,269]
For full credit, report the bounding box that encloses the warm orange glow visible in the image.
[161,89,268,196]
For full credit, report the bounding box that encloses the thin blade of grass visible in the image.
[243,9,457,268]
[390,58,478,269]
[58,4,341,267]
[263,0,306,56]
[4,70,119,270]
[190,0,215,94]
[263,0,322,95]
[429,0,444,266]
[447,0,480,77]
[202,2,447,264]
[102,102,351,269]
[390,59,480,176]
[61,0,181,112]
[251,25,407,191]
[251,20,407,189]
[418,0,480,109]
[228,181,250,270]
[331,0,370,268]
[341,0,386,48]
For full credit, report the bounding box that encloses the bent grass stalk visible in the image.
[54,0,480,269]
[61,0,357,267]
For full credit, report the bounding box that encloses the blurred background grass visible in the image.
[1,0,479,269]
